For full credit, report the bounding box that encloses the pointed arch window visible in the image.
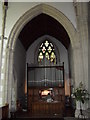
[38,40,56,64]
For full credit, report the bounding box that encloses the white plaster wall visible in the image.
[0,2,2,105]
[14,39,26,100]
[0,2,2,37]
[0,2,3,51]
[5,2,76,38]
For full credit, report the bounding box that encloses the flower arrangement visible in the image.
[72,82,90,104]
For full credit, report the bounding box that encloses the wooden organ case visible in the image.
[27,63,65,117]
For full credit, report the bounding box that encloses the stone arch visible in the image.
[8,3,77,50]
[6,3,77,111]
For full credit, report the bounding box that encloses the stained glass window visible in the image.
[38,40,56,64]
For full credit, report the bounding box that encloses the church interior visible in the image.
[0,1,90,120]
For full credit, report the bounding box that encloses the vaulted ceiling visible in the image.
[19,13,70,50]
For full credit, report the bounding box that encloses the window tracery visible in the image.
[38,40,56,64]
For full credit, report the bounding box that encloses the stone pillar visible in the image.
[88,2,90,109]
[72,39,84,86]
[2,46,9,105]
[73,2,89,118]
[4,47,15,117]
[75,2,88,87]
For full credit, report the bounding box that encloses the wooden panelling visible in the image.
[0,104,9,119]
[28,87,65,117]
[31,101,65,116]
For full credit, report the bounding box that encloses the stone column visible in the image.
[88,2,90,108]
[85,2,90,118]
[73,2,89,118]
[73,41,84,87]
[75,2,88,87]
[4,47,15,117]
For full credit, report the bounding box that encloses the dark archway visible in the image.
[6,4,76,115]
[17,13,71,117]
[19,13,70,50]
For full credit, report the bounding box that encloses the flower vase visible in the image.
[75,101,87,119]
[78,101,85,119]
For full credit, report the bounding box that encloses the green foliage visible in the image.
[72,82,90,104]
